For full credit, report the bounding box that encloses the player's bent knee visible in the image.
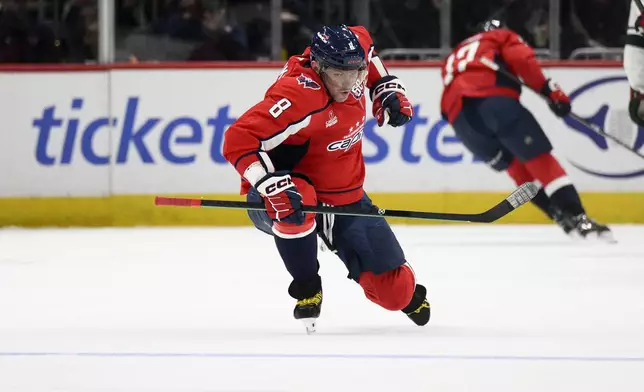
[273,176,318,239]
[359,264,416,311]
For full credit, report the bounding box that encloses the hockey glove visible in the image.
[540,79,571,118]
[371,75,413,127]
[255,171,305,225]
[629,88,644,127]
[635,14,644,35]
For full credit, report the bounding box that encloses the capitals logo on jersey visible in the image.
[297,74,321,90]
[327,117,366,152]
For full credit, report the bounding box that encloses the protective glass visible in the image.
[321,66,368,91]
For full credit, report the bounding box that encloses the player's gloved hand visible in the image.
[629,88,644,127]
[370,75,413,127]
[255,171,305,225]
[540,79,571,118]
[635,14,644,34]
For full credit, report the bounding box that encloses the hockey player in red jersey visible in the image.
[222,24,429,332]
[440,19,614,242]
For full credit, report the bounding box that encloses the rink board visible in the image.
[1,62,643,226]
[1,192,642,227]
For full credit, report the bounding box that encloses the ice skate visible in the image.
[549,206,576,236]
[569,214,616,243]
[401,284,431,326]
[294,290,322,334]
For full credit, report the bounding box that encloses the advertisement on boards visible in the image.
[1,66,643,199]
[0,71,110,197]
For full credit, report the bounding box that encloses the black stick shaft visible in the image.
[635,0,644,13]
[479,57,644,160]
[154,182,538,223]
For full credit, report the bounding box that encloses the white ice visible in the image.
[1,224,644,392]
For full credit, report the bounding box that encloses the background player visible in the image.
[625,0,644,127]
[222,24,430,333]
[439,19,614,242]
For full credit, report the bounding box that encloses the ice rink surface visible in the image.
[1,224,644,392]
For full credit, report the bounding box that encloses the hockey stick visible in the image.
[154,181,538,223]
[635,0,644,13]
[479,57,644,160]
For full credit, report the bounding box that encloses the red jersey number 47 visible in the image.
[443,40,481,86]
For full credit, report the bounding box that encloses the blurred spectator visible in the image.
[0,0,62,63]
[500,0,548,48]
[279,0,316,58]
[118,0,260,61]
[188,7,253,60]
[0,0,634,63]
[151,0,205,41]
[469,0,548,48]
[573,0,629,48]
[61,0,98,62]
[372,0,441,49]
[451,0,503,45]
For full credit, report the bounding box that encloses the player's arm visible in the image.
[223,81,319,184]
[350,25,413,127]
[222,81,326,224]
[499,30,571,117]
[498,31,547,92]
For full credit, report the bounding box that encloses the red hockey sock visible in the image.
[523,152,569,195]
[358,264,415,311]
[524,152,584,215]
[506,158,534,185]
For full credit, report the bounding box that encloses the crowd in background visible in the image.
[0,0,632,64]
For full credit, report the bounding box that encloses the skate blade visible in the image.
[300,318,317,334]
[596,231,618,244]
[570,230,618,244]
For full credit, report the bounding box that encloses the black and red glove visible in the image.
[255,171,305,224]
[540,79,571,118]
[635,14,644,34]
[370,75,413,127]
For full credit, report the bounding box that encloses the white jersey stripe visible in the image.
[371,55,388,78]
[260,115,312,151]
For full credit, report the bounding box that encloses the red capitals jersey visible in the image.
[440,29,548,123]
[223,26,388,206]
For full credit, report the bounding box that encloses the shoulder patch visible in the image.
[297,73,321,90]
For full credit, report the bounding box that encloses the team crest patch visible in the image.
[297,74,321,90]
[326,110,338,128]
